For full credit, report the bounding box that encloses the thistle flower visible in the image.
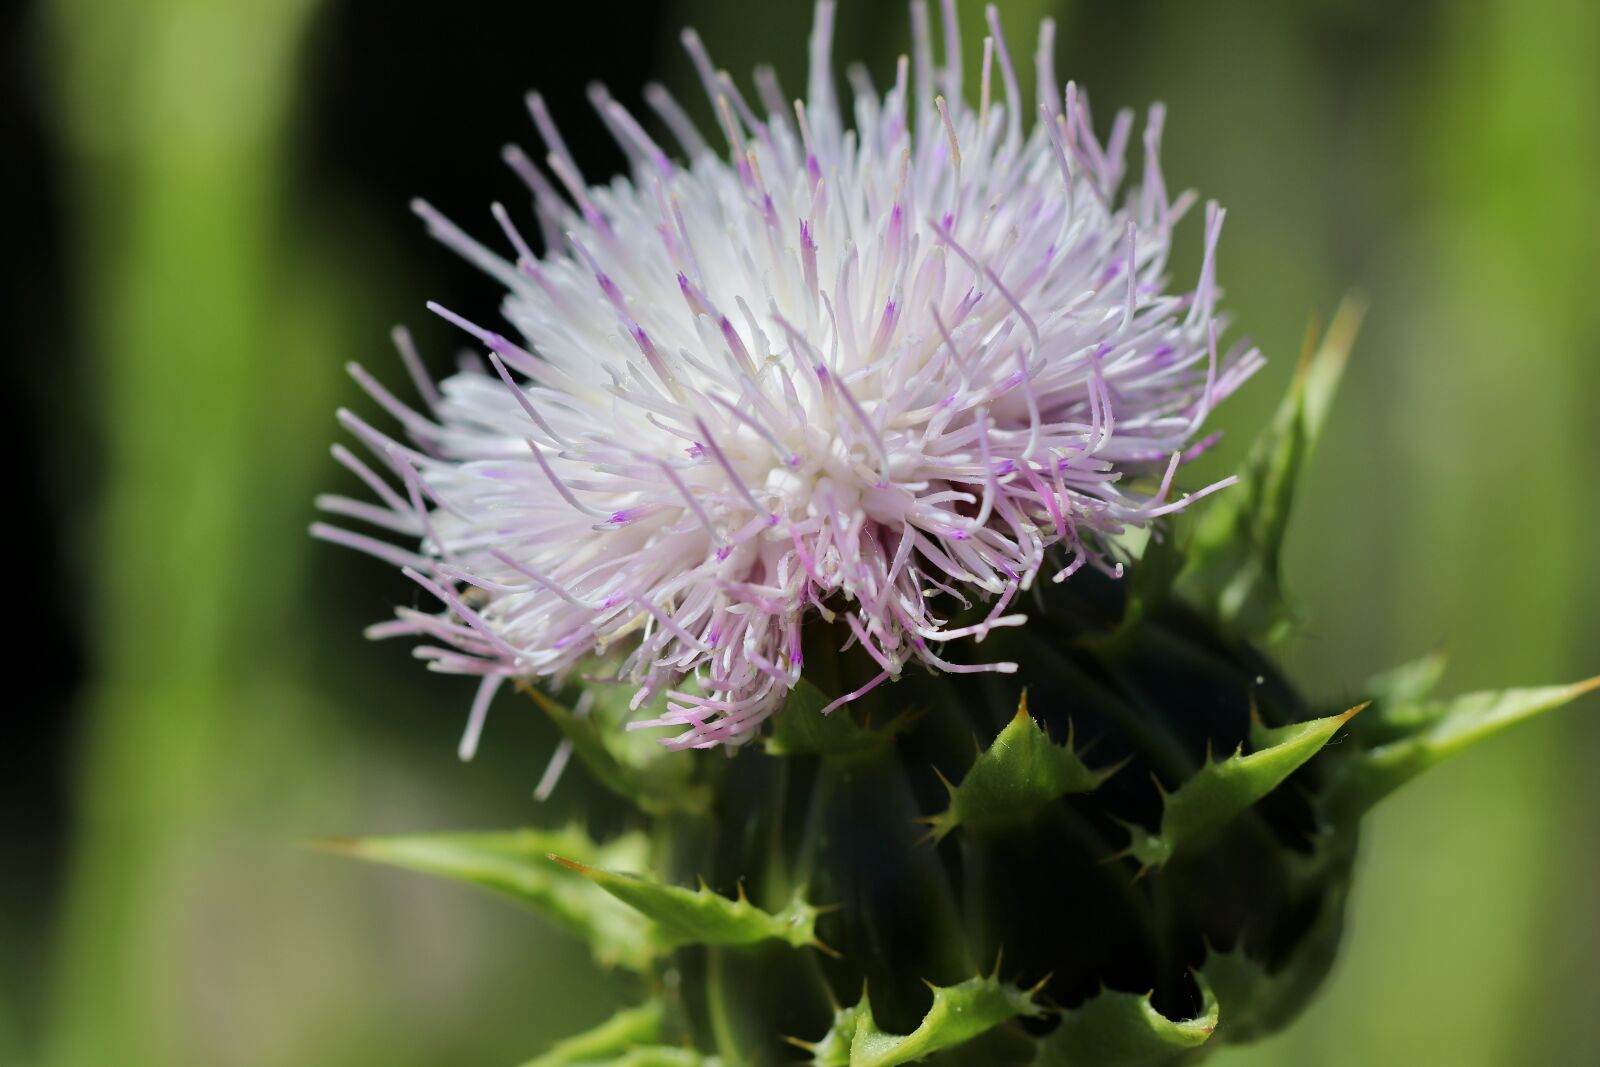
[321,5,1600,1064]
[314,0,1260,751]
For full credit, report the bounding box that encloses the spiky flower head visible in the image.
[315,0,1260,751]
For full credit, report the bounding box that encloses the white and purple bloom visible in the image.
[314,1,1260,751]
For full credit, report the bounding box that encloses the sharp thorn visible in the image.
[812,935,843,960]
[1095,753,1134,786]
[1338,700,1372,723]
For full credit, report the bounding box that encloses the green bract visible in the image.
[331,306,1597,1064]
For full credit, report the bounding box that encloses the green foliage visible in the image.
[923,693,1115,842]
[1033,980,1217,1066]
[1123,705,1364,869]
[799,975,1041,1067]
[1177,301,1363,642]
[552,857,830,953]
[317,828,654,970]
[522,684,710,815]
[1326,677,1600,822]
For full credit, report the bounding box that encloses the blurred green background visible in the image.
[5,0,1597,1064]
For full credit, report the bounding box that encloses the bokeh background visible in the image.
[6,0,1598,1064]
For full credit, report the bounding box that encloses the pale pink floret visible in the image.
[314,1,1261,751]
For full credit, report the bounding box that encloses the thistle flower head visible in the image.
[316,0,1261,750]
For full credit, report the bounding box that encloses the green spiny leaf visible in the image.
[766,678,905,757]
[1034,979,1217,1066]
[1176,299,1364,642]
[1125,704,1364,869]
[552,857,831,953]
[1326,676,1600,822]
[790,1000,872,1067]
[522,683,710,815]
[315,827,654,970]
[518,1001,664,1066]
[923,692,1118,842]
[828,974,1042,1067]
